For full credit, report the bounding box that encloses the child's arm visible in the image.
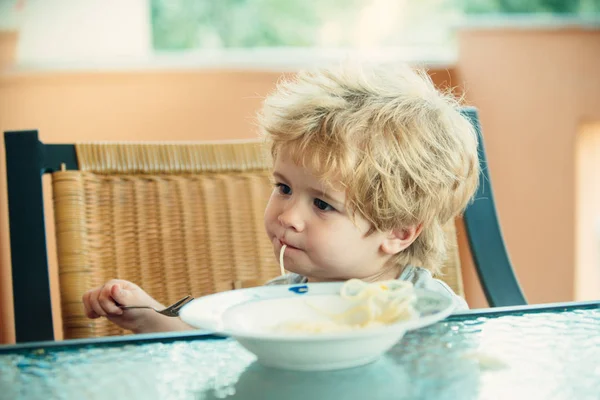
[82,279,195,334]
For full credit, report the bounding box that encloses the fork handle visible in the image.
[119,306,153,310]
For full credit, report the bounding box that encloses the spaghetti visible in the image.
[274,279,417,333]
[279,244,287,276]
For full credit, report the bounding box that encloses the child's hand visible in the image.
[82,279,171,334]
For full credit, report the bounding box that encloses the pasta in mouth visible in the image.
[273,279,418,333]
[279,244,287,276]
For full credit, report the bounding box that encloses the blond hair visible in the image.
[259,63,479,273]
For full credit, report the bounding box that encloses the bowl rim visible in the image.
[180,282,455,342]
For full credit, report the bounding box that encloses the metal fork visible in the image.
[119,295,194,317]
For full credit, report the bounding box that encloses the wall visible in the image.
[575,122,600,301]
[457,26,600,307]
[0,31,18,70]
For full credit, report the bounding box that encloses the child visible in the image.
[82,62,479,334]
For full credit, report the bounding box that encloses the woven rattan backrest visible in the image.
[436,222,464,298]
[52,140,463,339]
[53,141,277,338]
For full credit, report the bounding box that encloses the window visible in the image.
[151,0,600,51]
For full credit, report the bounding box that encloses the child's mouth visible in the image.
[280,239,300,251]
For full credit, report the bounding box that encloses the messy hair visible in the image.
[258,62,479,273]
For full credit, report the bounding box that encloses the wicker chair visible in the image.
[3,108,524,343]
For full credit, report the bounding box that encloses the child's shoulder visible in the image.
[399,265,469,311]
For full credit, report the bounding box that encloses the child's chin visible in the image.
[293,269,337,283]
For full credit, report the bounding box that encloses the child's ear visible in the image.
[381,224,423,255]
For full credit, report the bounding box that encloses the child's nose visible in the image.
[277,201,305,232]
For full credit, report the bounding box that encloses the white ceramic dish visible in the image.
[179,282,454,371]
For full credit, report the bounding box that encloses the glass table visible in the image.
[1,301,599,400]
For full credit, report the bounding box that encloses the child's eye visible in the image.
[314,198,334,211]
[275,183,292,195]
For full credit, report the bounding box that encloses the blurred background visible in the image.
[1,0,599,343]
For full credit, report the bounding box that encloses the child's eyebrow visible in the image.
[272,172,288,182]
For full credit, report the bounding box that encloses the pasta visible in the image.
[273,279,417,333]
[279,244,287,276]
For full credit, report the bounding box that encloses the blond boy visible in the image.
[82,63,479,333]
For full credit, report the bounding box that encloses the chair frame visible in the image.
[3,107,526,343]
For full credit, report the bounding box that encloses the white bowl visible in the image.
[179,282,454,371]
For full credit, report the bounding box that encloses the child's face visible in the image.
[264,148,398,282]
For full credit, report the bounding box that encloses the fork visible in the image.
[119,295,194,317]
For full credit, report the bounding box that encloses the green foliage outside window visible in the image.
[151,0,600,51]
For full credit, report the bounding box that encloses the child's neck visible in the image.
[306,265,402,283]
